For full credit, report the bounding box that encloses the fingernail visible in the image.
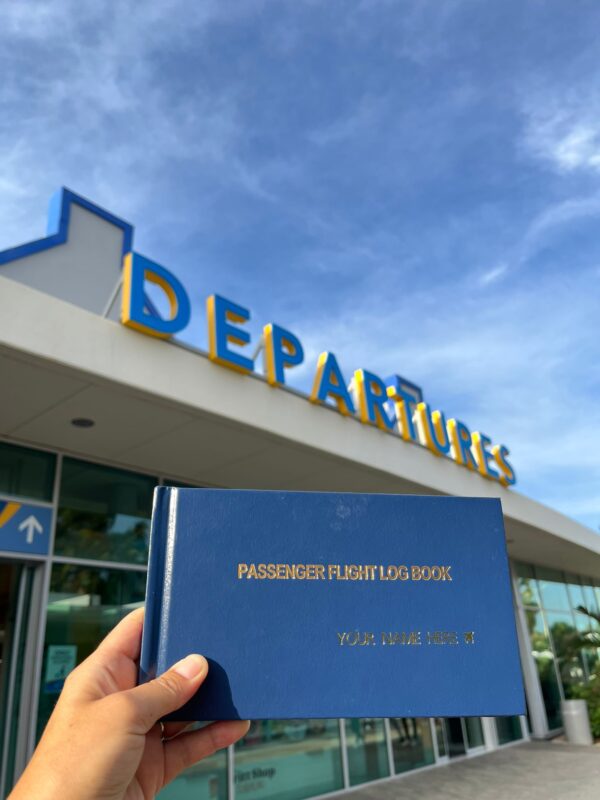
[172,654,207,680]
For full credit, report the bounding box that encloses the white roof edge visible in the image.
[1,274,598,558]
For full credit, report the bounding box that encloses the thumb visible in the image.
[121,654,208,732]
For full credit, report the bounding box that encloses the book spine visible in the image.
[139,485,173,683]
[157,486,180,672]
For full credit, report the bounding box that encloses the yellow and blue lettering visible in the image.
[263,323,304,387]
[121,252,191,339]
[415,402,451,456]
[207,294,254,374]
[447,418,478,470]
[310,352,356,416]
[353,369,395,431]
[471,432,500,481]
[385,376,419,442]
[492,444,516,486]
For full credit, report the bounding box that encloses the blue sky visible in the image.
[2,0,599,530]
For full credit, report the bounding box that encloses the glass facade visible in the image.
[234,720,344,799]
[496,716,523,745]
[433,718,447,757]
[464,718,484,749]
[6,439,579,800]
[36,564,147,740]
[0,441,56,502]
[158,748,227,800]
[0,562,30,795]
[55,458,155,564]
[346,718,389,785]
[514,561,600,731]
[389,718,435,772]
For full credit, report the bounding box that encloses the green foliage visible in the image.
[55,507,149,565]
[571,675,600,738]
[569,604,600,737]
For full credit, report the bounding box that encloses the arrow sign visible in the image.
[0,499,51,555]
[19,514,44,544]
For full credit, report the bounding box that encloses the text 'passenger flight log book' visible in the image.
[140,488,524,720]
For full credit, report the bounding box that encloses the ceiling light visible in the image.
[71,418,95,428]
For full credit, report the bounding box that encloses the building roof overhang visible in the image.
[1,275,599,577]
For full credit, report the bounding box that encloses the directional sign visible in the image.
[0,499,52,555]
[44,645,78,694]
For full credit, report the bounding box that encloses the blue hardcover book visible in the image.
[140,488,524,720]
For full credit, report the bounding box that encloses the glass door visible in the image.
[445,718,467,758]
[0,560,37,797]
[439,717,485,759]
[463,717,485,751]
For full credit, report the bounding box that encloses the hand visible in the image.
[9,608,249,800]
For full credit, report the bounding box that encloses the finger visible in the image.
[163,720,250,785]
[96,607,145,662]
[60,608,146,701]
[120,654,208,732]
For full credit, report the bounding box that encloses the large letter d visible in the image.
[121,252,191,339]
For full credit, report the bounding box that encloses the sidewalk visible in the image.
[346,742,600,800]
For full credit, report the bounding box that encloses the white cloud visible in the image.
[1,0,598,530]
[479,264,507,286]
[528,118,600,173]
[520,80,600,174]
[284,259,600,528]
[479,192,600,282]
[308,96,384,147]
[0,0,278,249]
[516,193,600,263]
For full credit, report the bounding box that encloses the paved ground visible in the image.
[347,742,600,800]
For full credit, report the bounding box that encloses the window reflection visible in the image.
[0,441,56,502]
[518,564,600,728]
[536,568,571,612]
[433,718,447,757]
[37,564,145,740]
[235,720,343,800]
[496,716,523,745]
[389,718,434,773]
[158,745,227,800]
[545,611,586,696]
[442,718,466,758]
[55,458,156,564]
[464,717,484,749]
[574,611,594,633]
[514,562,540,608]
[345,719,389,785]
[525,607,562,729]
[565,575,586,610]
[583,646,600,678]
[581,584,599,615]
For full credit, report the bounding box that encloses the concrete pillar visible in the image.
[510,565,548,738]
[481,717,499,750]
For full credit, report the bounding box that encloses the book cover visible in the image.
[140,488,524,720]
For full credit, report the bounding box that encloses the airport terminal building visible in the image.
[1,190,599,799]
